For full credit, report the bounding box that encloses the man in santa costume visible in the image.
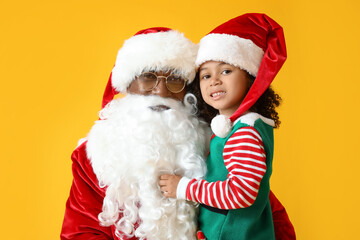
[61,27,294,240]
[61,27,209,240]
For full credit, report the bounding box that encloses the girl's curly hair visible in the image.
[186,73,282,128]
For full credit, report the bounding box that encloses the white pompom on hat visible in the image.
[196,13,287,138]
[101,27,198,109]
[210,115,232,138]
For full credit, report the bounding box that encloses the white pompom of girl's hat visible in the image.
[196,13,287,138]
[211,115,232,138]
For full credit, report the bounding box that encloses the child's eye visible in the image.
[201,74,211,80]
[222,69,232,75]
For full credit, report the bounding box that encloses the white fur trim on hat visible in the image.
[211,114,233,138]
[195,33,264,77]
[112,31,198,93]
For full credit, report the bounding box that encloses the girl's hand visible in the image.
[158,174,182,198]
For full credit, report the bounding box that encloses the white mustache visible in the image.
[99,93,197,120]
[148,104,171,112]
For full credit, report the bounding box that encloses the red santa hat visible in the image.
[102,27,198,109]
[196,13,287,137]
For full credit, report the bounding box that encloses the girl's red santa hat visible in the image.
[102,27,198,109]
[196,13,287,137]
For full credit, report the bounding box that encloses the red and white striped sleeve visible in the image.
[185,127,267,209]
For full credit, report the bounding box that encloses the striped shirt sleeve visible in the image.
[185,127,267,209]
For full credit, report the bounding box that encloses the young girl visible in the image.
[159,13,289,239]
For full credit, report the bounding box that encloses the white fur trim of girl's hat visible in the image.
[196,33,264,77]
[111,28,198,93]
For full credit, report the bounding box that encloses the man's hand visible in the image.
[158,174,182,198]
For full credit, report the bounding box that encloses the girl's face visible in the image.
[199,61,249,117]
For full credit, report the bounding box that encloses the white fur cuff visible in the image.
[177,177,191,199]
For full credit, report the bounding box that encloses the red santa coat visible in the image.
[61,142,295,240]
[61,141,136,240]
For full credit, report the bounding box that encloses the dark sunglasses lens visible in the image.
[166,75,185,93]
[138,72,157,91]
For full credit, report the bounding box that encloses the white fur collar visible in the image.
[234,112,275,127]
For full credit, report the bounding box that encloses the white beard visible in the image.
[86,94,209,240]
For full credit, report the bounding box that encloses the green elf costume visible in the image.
[176,13,288,239]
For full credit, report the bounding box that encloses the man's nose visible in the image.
[151,77,172,98]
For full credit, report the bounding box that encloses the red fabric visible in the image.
[269,190,296,240]
[209,13,287,122]
[101,72,117,110]
[197,230,206,240]
[134,27,172,36]
[60,142,138,240]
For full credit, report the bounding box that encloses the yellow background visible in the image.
[1,0,359,239]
